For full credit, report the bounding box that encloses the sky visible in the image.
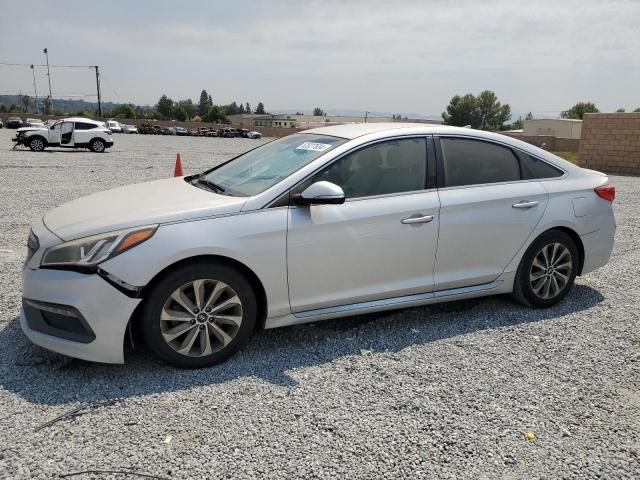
[0,0,638,118]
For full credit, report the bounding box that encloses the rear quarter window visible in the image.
[74,122,97,130]
[518,152,564,179]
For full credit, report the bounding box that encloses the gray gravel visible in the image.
[0,129,638,479]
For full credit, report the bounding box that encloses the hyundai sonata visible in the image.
[21,123,615,367]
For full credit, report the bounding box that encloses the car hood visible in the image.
[17,126,46,133]
[43,177,247,241]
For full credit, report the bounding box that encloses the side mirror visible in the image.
[296,181,345,205]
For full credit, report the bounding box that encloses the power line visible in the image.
[0,62,97,68]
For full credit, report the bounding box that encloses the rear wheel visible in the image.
[512,230,578,308]
[28,137,46,152]
[141,262,257,368]
[90,138,106,153]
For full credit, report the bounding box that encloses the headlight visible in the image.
[41,225,157,270]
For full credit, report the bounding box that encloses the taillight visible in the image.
[594,184,615,202]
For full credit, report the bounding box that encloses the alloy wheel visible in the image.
[160,279,243,357]
[92,140,105,152]
[31,139,44,151]
[529,243,572,300]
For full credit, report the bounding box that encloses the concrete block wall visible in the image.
[579,113,640,174]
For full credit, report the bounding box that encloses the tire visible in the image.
[511,230,579,308]
[141,262,257,368]
[90,138,106,153]
[28,137,46,152]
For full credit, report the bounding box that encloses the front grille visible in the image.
[23,298,96,343]
[25,229,39,266]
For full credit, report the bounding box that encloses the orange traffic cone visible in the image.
[174,153,183,177]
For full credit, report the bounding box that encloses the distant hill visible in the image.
[0,95,144,114]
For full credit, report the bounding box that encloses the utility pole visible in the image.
[30,65,39,114]
[365,111,369,123]
[93,66,102,117]
[43,48,53,113]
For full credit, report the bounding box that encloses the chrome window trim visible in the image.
[263,134,433,208]
[434,134,568,191]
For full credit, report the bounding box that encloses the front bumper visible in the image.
[21,266,141,364]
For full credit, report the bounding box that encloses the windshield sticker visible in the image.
[295,142,332,152]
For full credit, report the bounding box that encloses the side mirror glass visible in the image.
[297,181,345,205]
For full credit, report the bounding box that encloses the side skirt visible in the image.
[264,272,515,329]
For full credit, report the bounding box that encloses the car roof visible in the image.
[302,122,442,139]
[55,117,105,125]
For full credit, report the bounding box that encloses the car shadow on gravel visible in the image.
[0,284,604,406]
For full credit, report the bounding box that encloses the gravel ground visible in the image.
[0,129,638,479]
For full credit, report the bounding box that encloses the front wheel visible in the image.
[28,137,46,152]
[90,138,106,153]
[141,262,257,368]
[512,230,578,308]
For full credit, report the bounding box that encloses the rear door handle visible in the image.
[401,214,434,225]
[512,200,539,209]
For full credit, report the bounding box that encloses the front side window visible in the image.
[309,137,427,198]
[440,138,521,187]
[201,134,347,196]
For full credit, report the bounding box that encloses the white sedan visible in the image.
[21,123,615,367]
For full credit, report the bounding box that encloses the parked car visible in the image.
[20,123,615,368]
[0,119,3,128]
[162,126,176,135]
[173,126,188,136]
[247,131,262,139]
[6,116,24,128]
[13,117,114,152]
[106,120,123,133]
[123,124,138,134]
[220,127,236,138]
[204,129,218,137]
[26,118,45,127]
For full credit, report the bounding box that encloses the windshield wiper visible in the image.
[196,176,226,194]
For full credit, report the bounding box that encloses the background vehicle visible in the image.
[0,119,3,128]
[13,117,114,152]
[247,131,262,139]
[123,124,138,134]
[20,124,615,368]
[162,126,176,135]
[105,120,123,133]
[6,116,23,128]
[26,118,45,127]
[173,126,188,136]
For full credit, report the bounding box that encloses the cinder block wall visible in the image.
[579,113,640,174]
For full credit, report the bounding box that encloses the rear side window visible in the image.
[440,138,521,187]
[518,152,564,179]
[74,122,96,130]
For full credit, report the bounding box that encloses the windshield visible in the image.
[200,133,347,196]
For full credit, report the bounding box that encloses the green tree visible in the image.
[255,102,266,114]
[313,107,325,116]
[42,97,52,115]
[442,91,510,130]
[226,101,240,115]
[21,95,30,113]
[172,105,188,121]
[112,103,136,119]
[177,99,197,119]
[239,103,245,114]
[560,102,598,119]
[616,108,626,113]
[504,111,533,131]
[157,94,174,119]
[198,90,212,116]
[441,94,479,127]
[204,105,225,123]
[634,107,640,113]
[245,102,251,114]
[74,110,91,117]
[0,104,6,113]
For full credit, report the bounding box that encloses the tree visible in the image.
[245,102,251,114]
[560,102,598,119]
[172,105,188,121]
[74,110,91,117]
[442,91,510,130]
[239,103,245,114]
[226,101,240,115]
[616,108,626,112]
[504,111,533,131]
[204,105,225,123]
[313,107,325,116]
[634,107,640,113]
[112,103,136,119]
[42,97,51,115]
[176,99,197,119]
[255,102,266,114]
[21,95,30,113]
[0,104,6,113]
[157,94,174,119]
[198,90,212,116]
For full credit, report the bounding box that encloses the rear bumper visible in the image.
[20,266,141,363]
[580,214,616,275]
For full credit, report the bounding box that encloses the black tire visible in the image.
[28,137,46,152]
[90,138,106,153]
[511,230,579,308]
[141,262,257,368]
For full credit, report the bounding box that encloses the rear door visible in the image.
[434,136,548,290]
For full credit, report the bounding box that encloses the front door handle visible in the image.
[401,214,434,225]
[512,200,539,209]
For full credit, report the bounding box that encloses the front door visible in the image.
[60,122,74,146]
[434,136,549,290]
[287,137,440,313]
